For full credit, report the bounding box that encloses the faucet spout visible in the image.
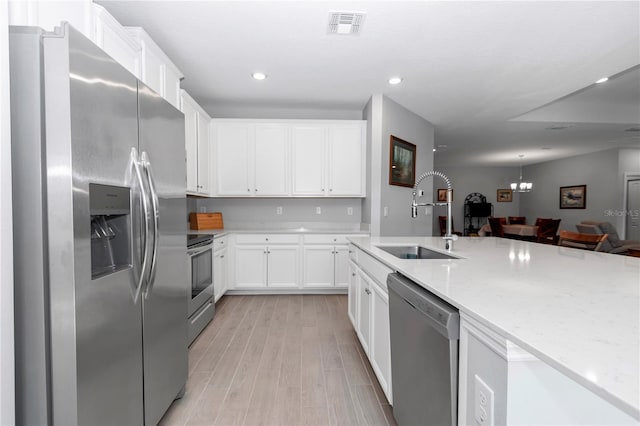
[412,171,458,252]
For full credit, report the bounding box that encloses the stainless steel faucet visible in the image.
[411,171,458,251]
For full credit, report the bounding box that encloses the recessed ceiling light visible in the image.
[541,147,552,150]
[252,72,267,81]
[432,148,436,152]
[595,77,609,84]
[388,77,403,85]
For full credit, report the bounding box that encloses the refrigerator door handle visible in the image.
[142,151,160,297]
[131,148,152,303]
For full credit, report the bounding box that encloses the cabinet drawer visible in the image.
[235,234,300,244]
[214,236,227,251]
[303,234,359,245]
[359,251,393,291]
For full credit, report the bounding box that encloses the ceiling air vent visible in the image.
[624,127,640,132]
[328,11,366,35]
[545,124,575,130]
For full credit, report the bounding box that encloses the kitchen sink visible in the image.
[376,245,459,260]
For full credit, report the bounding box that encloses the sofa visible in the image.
[575,221,640,254]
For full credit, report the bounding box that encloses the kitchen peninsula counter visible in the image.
[348,236,640,421]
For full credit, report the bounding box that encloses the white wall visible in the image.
[361,95,383,236]
[618,148,640,235]
[196,198,362,228]
[520,148,622,233]
[1,3,15,424]
[379,96,434,236]
[433,165,521,234]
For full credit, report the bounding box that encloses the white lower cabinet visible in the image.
[369,280,392,401]
[356,270,372,354]
[302,235,358,289]
[349,245,393,405]
[232,235,300,289]
[348,261,359,326]
[213,247,227,302]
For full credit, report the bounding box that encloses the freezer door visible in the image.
[46,26,145,425]
[138,82,189,425]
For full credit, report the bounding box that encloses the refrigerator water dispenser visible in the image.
[89,183,132,279]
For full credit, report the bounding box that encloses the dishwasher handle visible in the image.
[387,273,460,340]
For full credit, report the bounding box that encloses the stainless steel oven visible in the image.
[187,234,214,344]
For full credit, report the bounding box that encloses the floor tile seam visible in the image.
[207,296,268,405]
[238,295,283,426]
[181,369,216,426]
[350,384,389,426]
[197,295,248,355]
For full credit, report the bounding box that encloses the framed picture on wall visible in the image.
[497,189,512,202]
[389,135,416,187]
[559,185,586,209]
[437,189,452,202]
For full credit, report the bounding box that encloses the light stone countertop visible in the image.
[348,236,640,421]
[187,227,370,238]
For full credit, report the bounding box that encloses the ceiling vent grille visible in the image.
[545,124,575,130]
[624,127,640,132]
[328,11,366,35]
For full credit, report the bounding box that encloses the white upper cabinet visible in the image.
[292,125,326,196]
[212,119,366,198]
[254,124,289,196]
[180,90,211,196]
[214,122,252,196]
[328,125,365,196]
[125,28,184,110]
[92,5,141,78]
[9,2,183,109]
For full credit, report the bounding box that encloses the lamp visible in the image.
[510,155,533,193]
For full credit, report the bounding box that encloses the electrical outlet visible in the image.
[383,206,389,217]
[347,207,353,216]
[316,207,322,215]
[474,375,494,426]
[276,206,283,215]
[418,189,424,197]
[199,206,206,213]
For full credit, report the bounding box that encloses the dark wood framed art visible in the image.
[389,135,416,187]
[559,185,586,209]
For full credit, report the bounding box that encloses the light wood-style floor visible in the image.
[159,295,397,426]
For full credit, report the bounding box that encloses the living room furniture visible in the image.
[558,231,609,252]
[488,217,506,238]
[535,218,561,245]
[508,216,526,224]
[438,216,463,237]
[575,221,640,255]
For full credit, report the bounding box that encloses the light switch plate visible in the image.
[474,374,494,426]
[347,207,353,216]
[276,206,283,215]
[316,207,322,215]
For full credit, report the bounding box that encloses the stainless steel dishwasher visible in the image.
[388,273,460,426]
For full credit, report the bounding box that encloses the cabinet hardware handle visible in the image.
[365,288,371,295]
[352,273,356,277]
[221,241,224,244]
[267,251,271,254]
[329,189,333,192]
[265,238,269,241]
[349,250,353,253]
[247,188,250,192]
[255,189,258,192]
[221,255,225,258]
[322,188,325,192]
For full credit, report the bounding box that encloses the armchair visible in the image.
[575,221,640,254]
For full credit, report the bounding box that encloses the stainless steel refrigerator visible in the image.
[10,23,188,425]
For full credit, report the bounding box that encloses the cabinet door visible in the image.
[291,125,326,196]
[357,271,372,354]
[254,124,288,196]
[334,245,350,288]
[328,125,364,196]
[93,6,141,78]
[267,246,299,288]
[348,261,359,328]
[196,111,211,194]
[370,281,392,404]
[180,94,198,193]
[215,123,252,195]
[302,246,335,288]
[213,248,227,302]
[234,246,267,288]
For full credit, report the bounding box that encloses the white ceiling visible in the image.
[99,0,640,166]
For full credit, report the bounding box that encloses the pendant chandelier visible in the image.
[510,155,533,193]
